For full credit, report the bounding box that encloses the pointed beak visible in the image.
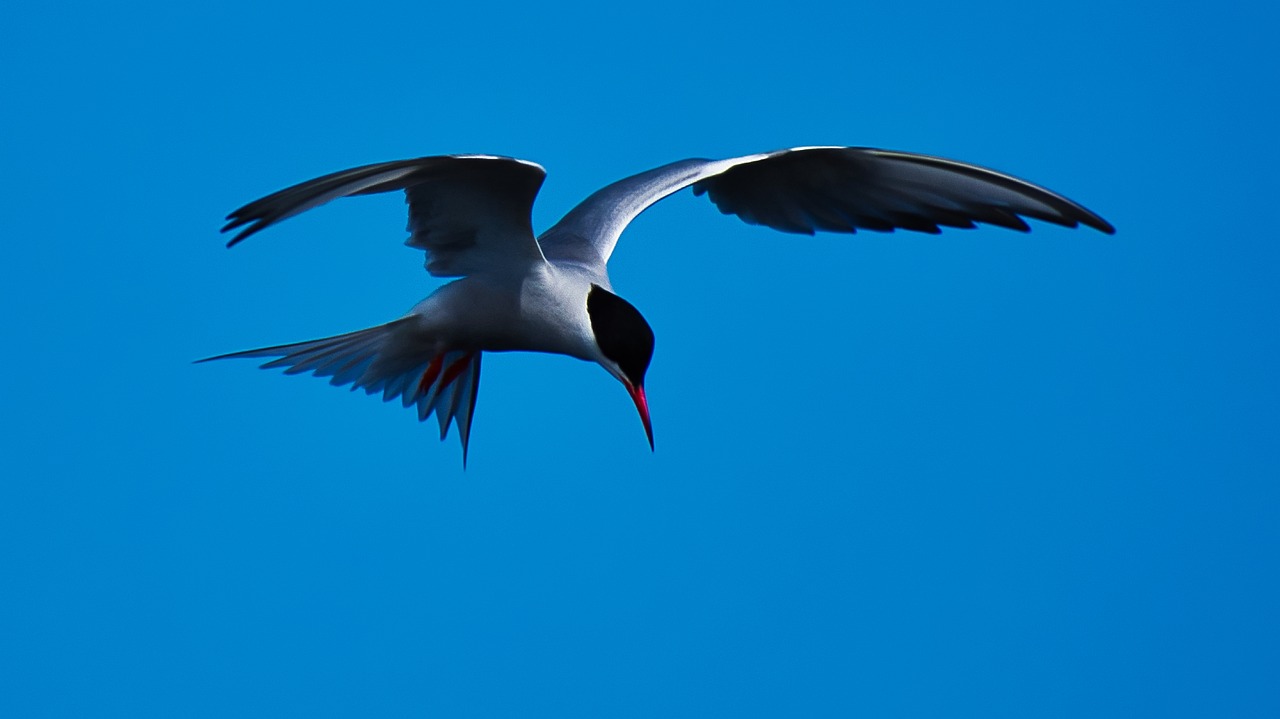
[624,381,654,451]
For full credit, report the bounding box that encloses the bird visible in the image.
[203,146,1114,465]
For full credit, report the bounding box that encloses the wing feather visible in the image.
[222,155,548,278]
[538,146,1113,270]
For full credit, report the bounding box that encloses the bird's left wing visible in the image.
[222,155,548,277]
[538,146,1114,270]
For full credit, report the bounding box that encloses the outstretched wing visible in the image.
[537,146,1114,268]
[222,155,548,277]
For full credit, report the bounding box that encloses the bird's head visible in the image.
[587,284,655,450]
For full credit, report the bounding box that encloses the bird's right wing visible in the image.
[537,146,1114,270]
[222,155,548,277]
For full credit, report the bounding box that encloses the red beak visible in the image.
[625,382,654,450]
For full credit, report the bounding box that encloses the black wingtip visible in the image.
[224,227,256,248]
[1090,216,1117,235]
[192,349,259,364]
[1059,211,1114,235]
[220,211,262,247]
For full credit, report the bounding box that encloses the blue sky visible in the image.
[1,1,1277,716]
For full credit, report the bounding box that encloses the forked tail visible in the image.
[199,319,484,466]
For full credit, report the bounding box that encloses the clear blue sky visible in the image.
[2,1,1277,717]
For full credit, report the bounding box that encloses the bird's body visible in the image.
[404,262,605,360]
[205,147,1114,464]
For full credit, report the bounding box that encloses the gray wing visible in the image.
[222,155,548,277]
[538,146,1114,269]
